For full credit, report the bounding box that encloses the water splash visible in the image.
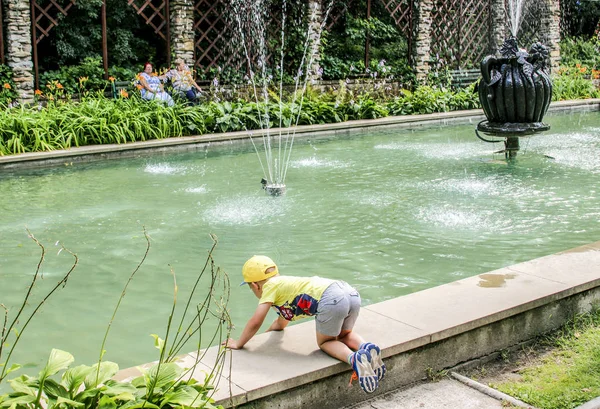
[290,156,348,168]
[202,195,288,225]
[184,185,208,194]
[228,0,336,191]
[144,163,183,174]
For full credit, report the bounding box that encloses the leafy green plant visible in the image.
[0,348,221,409]
[40,57,137,95]
[0,65,18,106]
[0,232,231,409]
[552,65,600,101]
[560,36,600,70]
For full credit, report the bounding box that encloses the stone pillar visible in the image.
[307,0,323,82]
[413,0,433,81]
[170,0,195,67]
[489,0,506,55]
[5,0,34,101]
[540,0,561,74]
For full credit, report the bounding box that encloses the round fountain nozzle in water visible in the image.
[264,183,286,196]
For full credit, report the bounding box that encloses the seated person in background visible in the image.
[138,62,174,107]
[167,58,203,102]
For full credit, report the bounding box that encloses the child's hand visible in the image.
[222,338,241,349]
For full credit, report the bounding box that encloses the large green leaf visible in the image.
[97,395,117,409]
[61,365,94,394]
[7,375,37,396]
[160,385,209,408]
[117,399,160,409]
[73,387,101,402]
[102,380,137,399]
[39,349,74,379]
[42,378,69,399]
[55,396,85,408]
[84,361,119,388]
[144,363,182,391]
[0,394,37,409]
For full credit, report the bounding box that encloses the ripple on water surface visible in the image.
[202,195,289,225]
[290,156,348,168]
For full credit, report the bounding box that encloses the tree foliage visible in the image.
[38,0,164,71]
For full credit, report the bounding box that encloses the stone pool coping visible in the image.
[0,99,598,169]
[114,241,600,408]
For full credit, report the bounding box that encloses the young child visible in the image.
[222,255,386,393]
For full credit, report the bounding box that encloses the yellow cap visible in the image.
[241,255,278,284]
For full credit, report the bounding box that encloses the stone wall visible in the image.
[170,0,195,68]
[541,0,562,74]
[5,0,34,101]
[413,0,433,81]
[307,0,323,82]
[489,0,506,55]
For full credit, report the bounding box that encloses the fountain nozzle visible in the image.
[261,178,286,196]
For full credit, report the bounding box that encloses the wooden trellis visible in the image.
[378,0,417,63]
[325,0,354,30]
[324,0,417,67]
[31,0,76,88]
[193,0,292,74]
[127,0,171,66]
[429,0,491,70]
[193,0,238,72]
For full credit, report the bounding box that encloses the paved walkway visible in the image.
[345,379,507,409]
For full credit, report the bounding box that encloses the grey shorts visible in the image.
[315,281,361,337]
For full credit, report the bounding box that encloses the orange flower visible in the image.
[119,89,129,98]
[580,67,587,74]
[108,76,116,82]
[3,83,11,89]
[56,83,64,89]
[576,63,581,68]
[136,84,143,90]
[48,94,54,101]
[35,89,43,95]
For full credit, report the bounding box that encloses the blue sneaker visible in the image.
[360,342,386,381]
[351,349,378,393]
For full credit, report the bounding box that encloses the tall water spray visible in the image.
[507,0,527,37]
[229,0,334,195]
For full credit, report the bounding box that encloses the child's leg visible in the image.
[316,331,352,362]
[337,329,365,351]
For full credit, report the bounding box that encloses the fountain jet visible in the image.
[229,0,334,195]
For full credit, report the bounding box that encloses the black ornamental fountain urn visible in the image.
[476,38,553,159]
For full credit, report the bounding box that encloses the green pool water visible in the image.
[1,110,599,373]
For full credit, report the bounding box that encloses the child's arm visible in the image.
[266,316,289,332]
[223,302,271,349]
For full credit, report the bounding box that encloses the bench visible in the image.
[449,68,480,89]
[111,80,135,99]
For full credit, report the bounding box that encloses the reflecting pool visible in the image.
[1,110,599,371]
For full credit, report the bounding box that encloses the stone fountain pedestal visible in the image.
[476,38,552,159]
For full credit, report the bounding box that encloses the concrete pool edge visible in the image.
[1,99,599,170]
[114,241,600,409]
